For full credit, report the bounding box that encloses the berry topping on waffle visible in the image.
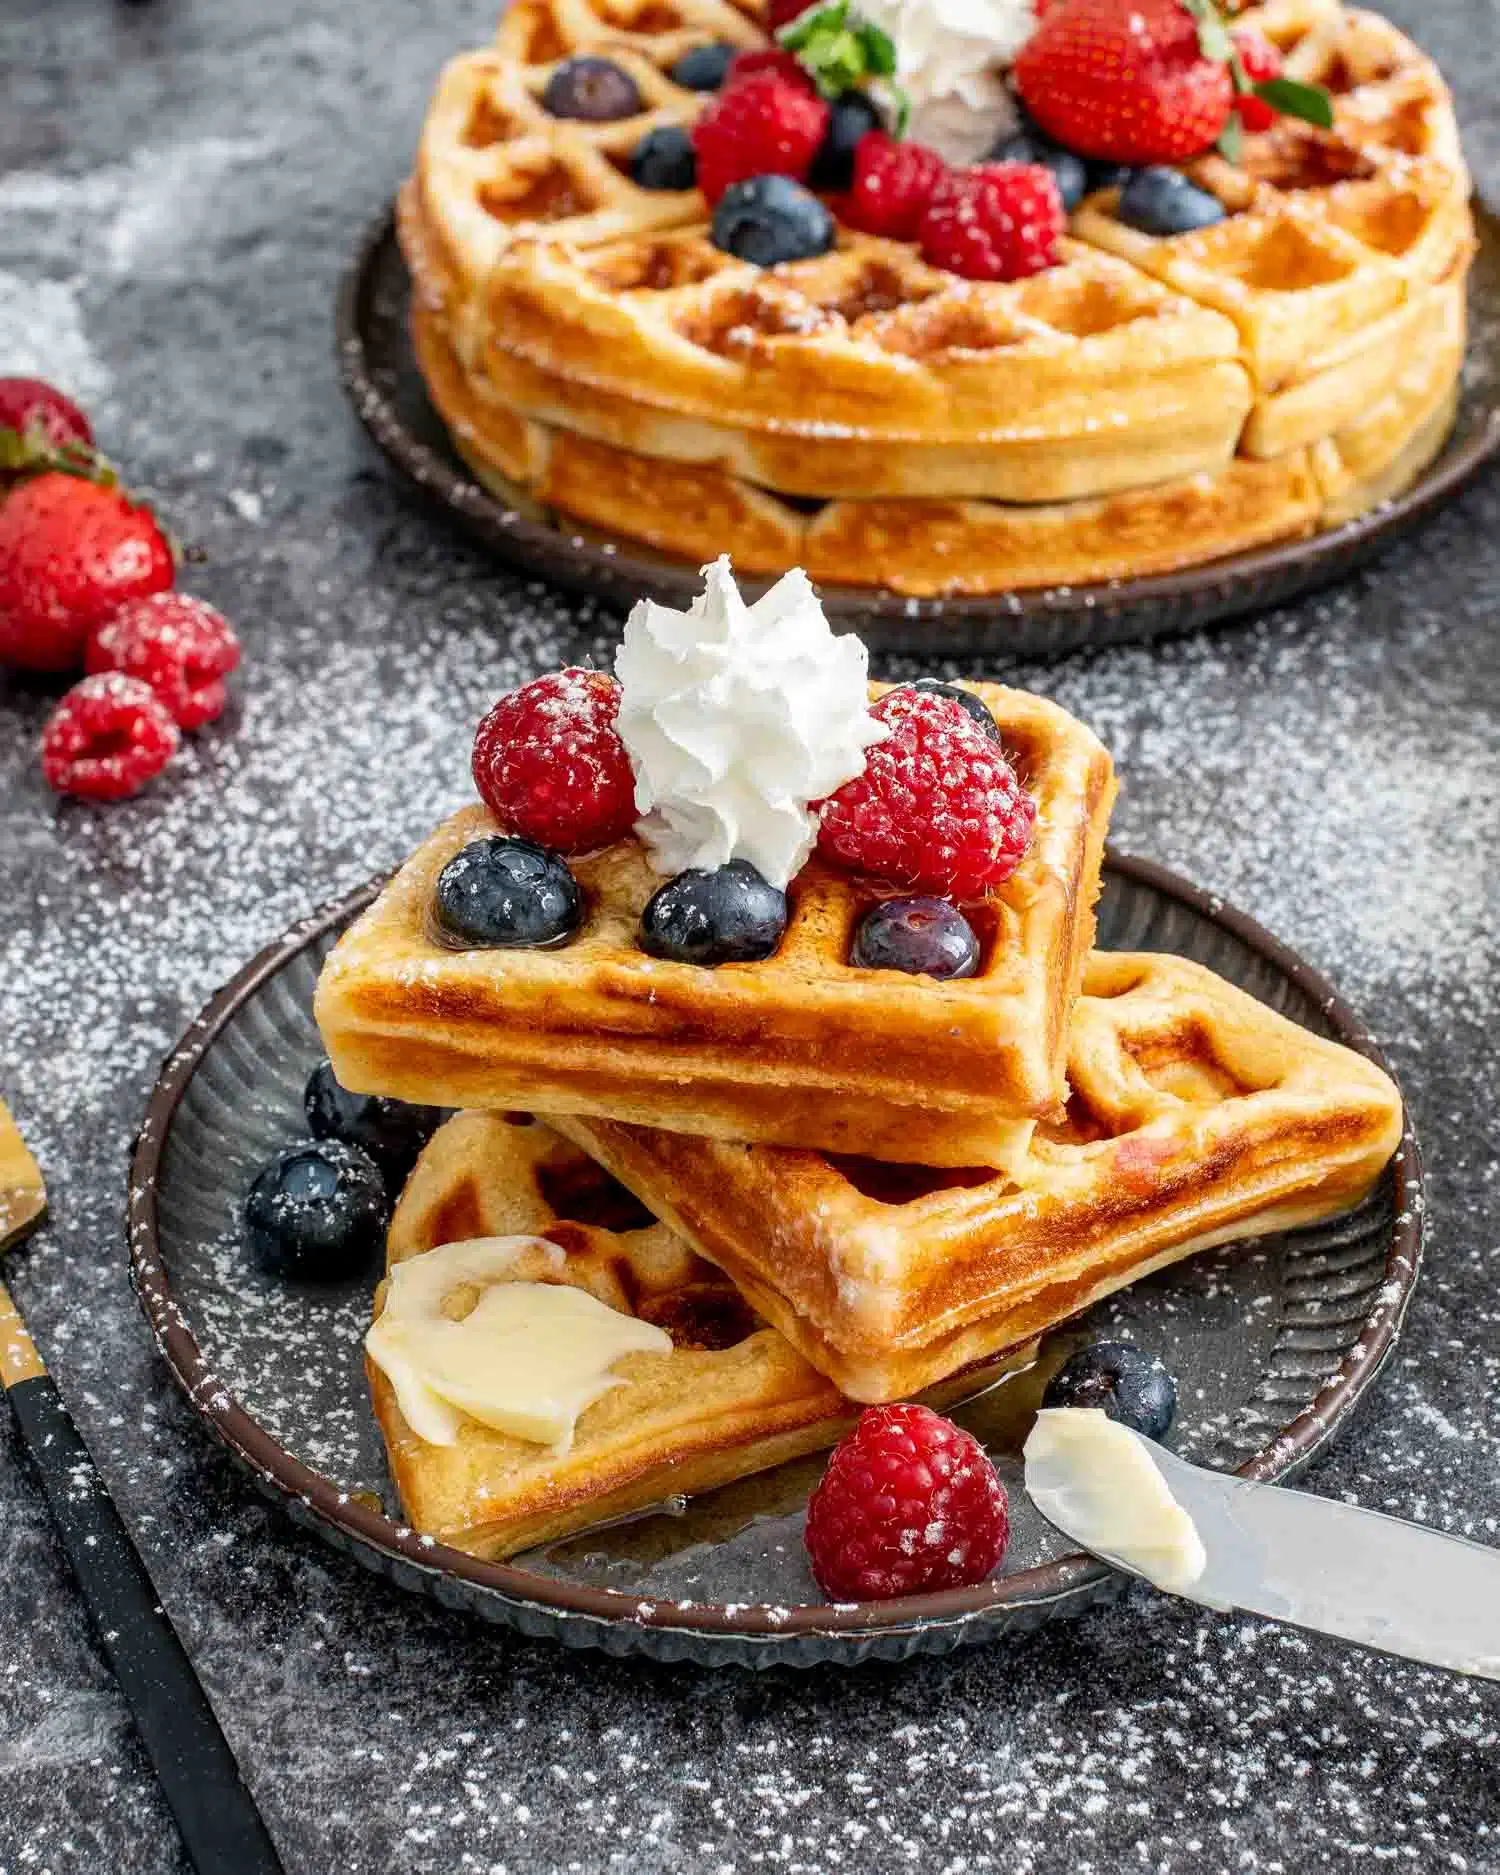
[805,1404,1011,1600]
[434,835,583,949]
[712,173,836,260]
[639,858,789,964]
[692,70,830,203]
[541,55,644,120]
[839,129,948,238]
[472,668,636,855]
[816,687,1037,898]
[918,158,1066,279]
[850,896,982,979]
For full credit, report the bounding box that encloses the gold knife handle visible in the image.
[0,1279,45,1387]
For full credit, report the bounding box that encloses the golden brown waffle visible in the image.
[401,0,1472,593]
[314,682,1115,1169]
[555,952,1405,1402]
[370,1107,1032,1558]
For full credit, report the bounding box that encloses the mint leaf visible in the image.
[857,18,897,76]
[778,0,846,49]
[1255,75,1335,128]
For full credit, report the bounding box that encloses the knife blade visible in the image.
[1025,1413,1500,1680]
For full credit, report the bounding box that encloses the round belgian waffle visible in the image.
[399,0,1475,595]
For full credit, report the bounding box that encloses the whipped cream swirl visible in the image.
[615,557,886,891]
[859,0,1036,164]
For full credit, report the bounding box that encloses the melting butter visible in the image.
[1023,1408,1207,1594]
[366,1236,672,1453]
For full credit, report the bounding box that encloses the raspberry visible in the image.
[804,1404,1010,1601]
[472,668,637,855]
[86,592,241,730]
[692,72,829,205]
[1232,28,1281,131]
[723,48,816,93]
[816,689,1037,898]
[839,130,949,241]
[40,673,180,801]
[918,161,1065,281]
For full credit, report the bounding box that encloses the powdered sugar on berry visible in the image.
[858,0,1036,162]
[615,556,886,889]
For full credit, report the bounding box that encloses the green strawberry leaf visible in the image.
[1216,110,1245,163]
[1255,75,1335,128]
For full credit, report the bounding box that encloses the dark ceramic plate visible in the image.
[335,199,1500,657]
[128,857,1423,1667]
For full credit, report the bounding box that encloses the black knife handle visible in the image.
[7,1374,286,1875]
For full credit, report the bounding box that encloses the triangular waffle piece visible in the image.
[315,682,1115,1170]
[369,1109,1033,1558]
[556,953,1405,1402]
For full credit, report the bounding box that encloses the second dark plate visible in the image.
[336,199,1500,657]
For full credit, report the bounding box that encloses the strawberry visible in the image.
[691,72,829,205]
[767,0,810,28]
[1015,0,1235,163]
[0,379,93,456]
[1016,0,1330,163]
[0,472,174,672]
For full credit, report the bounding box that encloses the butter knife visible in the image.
[1025,1410,1500,1680]
[0,1098,286,1873]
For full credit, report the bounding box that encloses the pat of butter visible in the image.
[366,1236,672,1453]
[1023,1407,1208,1594]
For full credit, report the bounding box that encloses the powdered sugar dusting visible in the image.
[2,0,1497,1863]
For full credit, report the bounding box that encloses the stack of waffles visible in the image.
[399,0,1473,596]
[315,676,1403,1560]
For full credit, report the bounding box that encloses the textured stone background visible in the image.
[2,1,1499,1870]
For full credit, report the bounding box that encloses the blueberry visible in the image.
[433,836,582,949]
[808,92,884,191]
[304,1058,442,1188]
[541,56,643,121]
[670,41,736,90]
[851,898,980,980]
[631,125,697,191]
[1042,1340,1178,1440]
[1116,167,1225,236]
[988,129,1088,212]
[903,678,1002,744]
[1086,159,1135,195]
[711,174,835,266]
[244,1139,389,1281]
[639,859,788,965]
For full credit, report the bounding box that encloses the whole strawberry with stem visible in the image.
[1015,0,1330,165]
[0,471,174,671]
